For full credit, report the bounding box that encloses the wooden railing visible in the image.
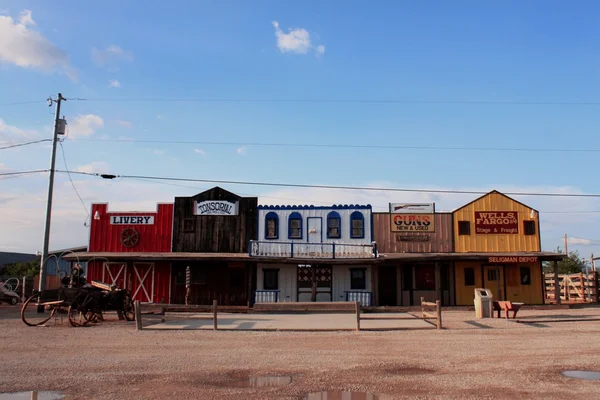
[345,291,373,307]
[420,297,442,330]
[249,240,377,259]
[544,272,597,303]
[253,290,280,304]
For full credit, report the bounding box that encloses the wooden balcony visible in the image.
[249,240,378,259]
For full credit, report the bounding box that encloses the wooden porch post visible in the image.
[434,262,441,303]
[371,265,378,307]
[553,260,561,305]
[311,264,317,302]
[496,265,502,301]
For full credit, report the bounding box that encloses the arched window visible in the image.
[265,212,279,239]
[327,211,341,239]
[350,211,365,238]
[288,212,302,239]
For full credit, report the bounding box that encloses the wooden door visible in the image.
[132,263,154,303]
[297,265,332,302]
[103,263,127,289]
[378,266,398,306]
[483,265,505,301]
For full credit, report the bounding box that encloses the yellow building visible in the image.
[452,190,558,305]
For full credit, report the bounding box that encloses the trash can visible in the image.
[474,288,493,319]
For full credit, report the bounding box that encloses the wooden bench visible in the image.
[496,301,524,319]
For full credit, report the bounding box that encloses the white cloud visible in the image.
[567,237,598,246]
[236,147,247,155]
[152,149,165,156]
[272,20,325,55]
[68,114,104,138]
[0,118,36,140]
[194,148,206,155]
[108,79,121,88]
[116,120,132,128]
[0,162,9,172]
[75,161,110,174]
[0,10,75,79]
[91,44,133,67]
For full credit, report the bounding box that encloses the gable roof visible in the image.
[452,190,538,214]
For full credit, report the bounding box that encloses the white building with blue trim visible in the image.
[250,205,377,305]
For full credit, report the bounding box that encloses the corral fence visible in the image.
[544,272,597,303]
[420,297,442,330]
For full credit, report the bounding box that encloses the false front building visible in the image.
[250,205,378,305]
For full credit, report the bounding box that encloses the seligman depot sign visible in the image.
[194,200,239,216]
[474,211,519,234]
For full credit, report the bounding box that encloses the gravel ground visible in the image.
[2,306,600,399]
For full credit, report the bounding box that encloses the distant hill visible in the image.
[0,252,37,269]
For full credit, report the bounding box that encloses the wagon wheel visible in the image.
[67,292,95,327]
[20,293,57,327]
[120,228,139,248]
[123,293,135,321]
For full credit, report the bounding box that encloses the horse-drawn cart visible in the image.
[21,265,135,327]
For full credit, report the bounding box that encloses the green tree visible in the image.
[3,260,40,278]
[543,247,586,274]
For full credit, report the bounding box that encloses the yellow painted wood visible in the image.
[454,261,543,305]
[453,192,541,252]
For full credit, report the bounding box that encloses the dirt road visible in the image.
[1,306,600,399]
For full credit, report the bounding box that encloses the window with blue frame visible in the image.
[327,211,341,238]
[265,212,279,239]
[288,212,302,239]
[350,211,365,238]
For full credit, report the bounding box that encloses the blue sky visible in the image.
[1,1,600,259]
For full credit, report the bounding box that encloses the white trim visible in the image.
[133,263,154,303]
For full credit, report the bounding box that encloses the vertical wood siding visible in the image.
[172,187,258,253]
[89,203,174,252]
[452,192,541,252]
[373,213,453,253]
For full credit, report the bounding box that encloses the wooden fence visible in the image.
[544,273,597,303]
[420,297,442,329]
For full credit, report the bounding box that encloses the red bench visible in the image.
[494,301,524,319]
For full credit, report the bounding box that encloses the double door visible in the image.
[297,265,332,302]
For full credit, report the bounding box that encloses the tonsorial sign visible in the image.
[194,200,239,216]
[474,211,519,234]
[110,216,155,225]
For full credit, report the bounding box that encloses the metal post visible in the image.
[553,260,561,305]
[38,93,65,293]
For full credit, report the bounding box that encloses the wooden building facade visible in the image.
[171,187,258,306]
[85,203,174,304]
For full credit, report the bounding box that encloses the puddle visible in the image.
[562,370,600,380]
[0,392,64,400]
[304,391,379,400]
[249,375,292,387]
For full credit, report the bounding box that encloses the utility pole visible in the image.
[564,233,568,256]
[38,93,66,293]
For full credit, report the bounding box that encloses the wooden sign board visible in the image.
[475,211,519,234]
[488,256,538,264]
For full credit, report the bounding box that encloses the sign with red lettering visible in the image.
[488,256,538,263]
[391,214,435,232]
[474,211,519,234]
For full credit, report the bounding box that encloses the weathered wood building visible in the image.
[170,187,258,305]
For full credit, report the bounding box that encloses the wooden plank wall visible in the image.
[172,187,258,253]
[373,213,453,253]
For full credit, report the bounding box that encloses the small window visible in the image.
[350,268,366,290]
[464,268,475,286]
[520,267,531,285]
[487,269,498,281]
[524,221,536,236]
[350,211,365,238]
[458,221,470,235]
[415,265,436,291]
[265,212,279,239]
[183,218,195,233]
[288,212,302,239]
[327,211,341,238]
[263,269,279,290]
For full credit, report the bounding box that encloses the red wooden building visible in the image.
[85,203,174,303]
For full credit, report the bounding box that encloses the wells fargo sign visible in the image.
[488,256,538,264]
[391,214,435,232]
[474,211,519,234]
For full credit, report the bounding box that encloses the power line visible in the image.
[59,97,600,106]
[0,139,52,150]
[54,169,600,199]
[58,142,90,218]
[64,138,600,154]
[0,100,47,107]
[0,169,48,177]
